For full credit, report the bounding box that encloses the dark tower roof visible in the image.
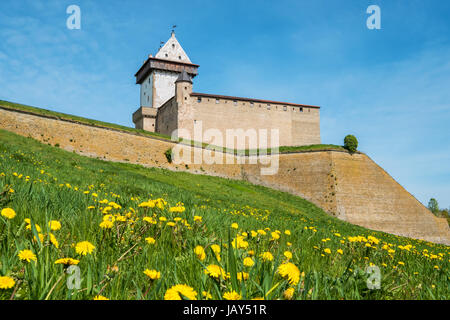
[175,70,192,83]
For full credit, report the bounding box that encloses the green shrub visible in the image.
[344,135,358,153]
[164,148,173,163]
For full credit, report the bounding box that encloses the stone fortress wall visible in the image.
[1,105,449,245]
[176,81,320,148]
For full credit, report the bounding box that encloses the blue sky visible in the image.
[0,0,449,208]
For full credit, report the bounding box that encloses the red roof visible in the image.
[190,92,320,109]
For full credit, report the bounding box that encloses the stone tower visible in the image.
[132,31,199,131]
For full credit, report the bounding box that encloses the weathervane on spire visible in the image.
[171,25,177,36]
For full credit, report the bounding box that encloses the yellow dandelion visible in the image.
[93,295,109,300]
[0,276,15,289]
[143,269,161,280]
[194,246,206,261]
[323,248,331,254]
[202,291,212,299]
[164,284,197,300]
[283,287,295,300]
[48,220,61,231]
[231,223,238,229]
[1,208,16,219]
[210,244,221,261]
[169,206,185,213]
[145,237,156,245]
[278,262,301,285]
[284,251,293,260]
[18,249,37,263]
[223,290,241,300]
[75,241,95,256]
[55,258,80,266]
[231,235,248,249]
[204,264,228,280]
[243,257,255,267]
[237,272,249,281]
[143,216,156,224]
[260,251,274,262]
[49,233,59,248]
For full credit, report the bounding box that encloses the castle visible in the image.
[132,32,321,147]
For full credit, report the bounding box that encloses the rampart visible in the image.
[1,105,448,245]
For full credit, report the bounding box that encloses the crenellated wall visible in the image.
[1,105,448,244]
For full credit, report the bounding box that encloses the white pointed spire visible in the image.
[155,32,192,63]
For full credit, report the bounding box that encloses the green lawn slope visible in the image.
[0,129,448,300]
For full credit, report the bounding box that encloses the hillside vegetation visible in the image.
[0,129,448,300]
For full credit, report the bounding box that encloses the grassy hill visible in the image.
[0,128,448,300]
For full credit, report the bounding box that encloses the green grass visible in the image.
[0,99,346,155]
[0,129,448,300]
[0,99,172,141]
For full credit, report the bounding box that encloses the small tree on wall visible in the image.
[428,198,439,214]
[344,135,358,154]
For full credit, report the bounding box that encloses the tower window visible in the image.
[165,53,168,57]
[216,99,219,104]
[300,107,303,112]
[267,104,271,110]
[283,106,287,111]
[250,102,254,108]
[172,44,175,48]
[179,56,182,60]
[233,100,237,106]
[197,97,202,103]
